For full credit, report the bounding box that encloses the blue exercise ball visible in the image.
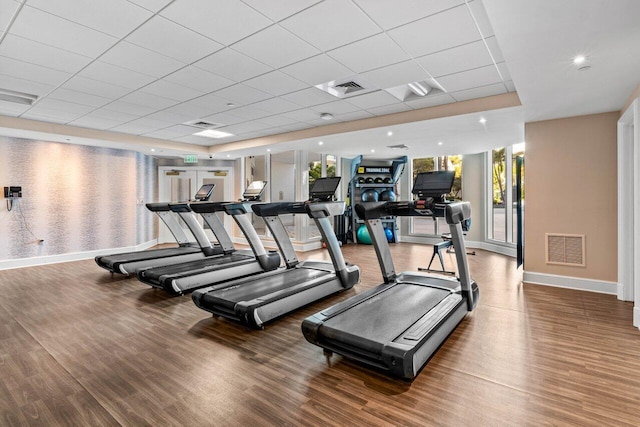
[357,225,372,244]
[361,189,379,202]
[379,190,397,202]
[384,227,394,242]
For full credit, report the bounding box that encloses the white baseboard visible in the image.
[523,271,618,295]
[398,236,516,257]
[634,307,640,329]
[0,239,158,271]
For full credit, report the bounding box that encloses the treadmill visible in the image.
[191,177,360,329]
[95,184,222,275]
[302,171,479,380]
[136,181,281,295]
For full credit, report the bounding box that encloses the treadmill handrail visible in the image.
[444,202,474,310]
[355,200,446,219]
[146,202,172,212]
[188,201,231,213]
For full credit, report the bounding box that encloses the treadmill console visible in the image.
[309,177,341,201]
[243,180,267,201]
[194,183,215,201]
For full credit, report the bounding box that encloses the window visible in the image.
[488,144,524,243]
[411,155,462,236]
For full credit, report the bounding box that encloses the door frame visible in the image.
[617,98,639,328]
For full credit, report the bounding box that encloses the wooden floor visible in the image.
[1,243,639,426]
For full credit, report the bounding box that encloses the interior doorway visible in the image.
[157,166,234,244]
[617,99,639,329]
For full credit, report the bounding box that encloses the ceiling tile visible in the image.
[0,56,71,86]
[243,71,307,97]
[327,33,409,74]
[26,0,152,38]
[171,135,216,145]
[280,0,381,51]
[140,79,204,102]
[257,114,299,127]
[70,115,127,130]
[101,100,158,116]
[225,105,271,121]
[1,0,20,32]
[185,93,235,115]
[360,60,431,90]
[280,87,337,108]
[163,66,235,93]
[62,76,132,99]
[241,0,321,22]
[30,98,95,115]
[194,48,272,82]
[280,54,353,86]
[305,117,344,126]
[283,108,320,122]
[22,111,80,123]
[367,103,412,115]
[79,61,156,90]
[0,100,31,117]
[334,110,375,121]
[387,5,481,57]
[84,108,140,122]
[145,109,196,124]
[232,25,319,69]
[0,34,92,74]
[345,90,399,109]
[404,93,456,109]
[126,0,173,13]
[353,0,464,30]
[273,123,310,133]
[160,0,271,45]
[251,97,300,115]
[435,64,502,92]
[450,82,507,102]
[223,121,273,134]
[214,83,273,105]
[505,80,516,92]
[484,36,504,62]
[48,88,111,108]
[142,124,195,139]
[126,16,223,64]
[9,6,117,57]
[416,40,494,77]
[496,62,511,81]
[100,41,186,78]
[201,110,246,126]
[119,90,179,109]
[467,0,495,37]
[309,100,361,115]
[111,117,172,134]
[0,74,56,97]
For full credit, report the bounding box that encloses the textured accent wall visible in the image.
[0,137,157,261]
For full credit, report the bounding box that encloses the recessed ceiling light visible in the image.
[194,129,234,139]
[320,113,333,120]
[150,148,155,151]
[479,117,487,124]
[370,149,375,153]
[318,141,323,145]
[573,55,586,65]
[438,141,443,146]
[387,131,393,136]
[226,154,231,158]
[267,149,271,152]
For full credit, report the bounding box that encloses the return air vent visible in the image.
[387,144,409,150]
[183,120,224,129]
[545,233,585,266]
[334,81,363,93]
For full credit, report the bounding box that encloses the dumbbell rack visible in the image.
[347,155,407,244]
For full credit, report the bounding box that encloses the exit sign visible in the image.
[184,154,198,164]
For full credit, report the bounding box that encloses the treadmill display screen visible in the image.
[310,177,341,200]
[194,184,215,201]
[243,180,267,201]
[412,171,454,199]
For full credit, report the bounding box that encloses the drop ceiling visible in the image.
[0,0,639,159]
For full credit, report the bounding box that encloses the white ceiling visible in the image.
[0,0,638,159]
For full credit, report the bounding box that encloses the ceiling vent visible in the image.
[388,144,409,150]
[315,76,376,99]
[0,88,38,105]
[183,119,225,129]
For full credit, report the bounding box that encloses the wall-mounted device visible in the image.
[4,186,22,211]
[4,186,22,198]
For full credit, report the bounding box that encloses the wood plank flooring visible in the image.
[1,244,639,426]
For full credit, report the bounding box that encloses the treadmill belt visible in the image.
[200,268,330,310]
[100,246,202,266]
[141,253,253,281]
[320,283,449,354]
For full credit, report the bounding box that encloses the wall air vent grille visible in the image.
[545,233,585,266]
